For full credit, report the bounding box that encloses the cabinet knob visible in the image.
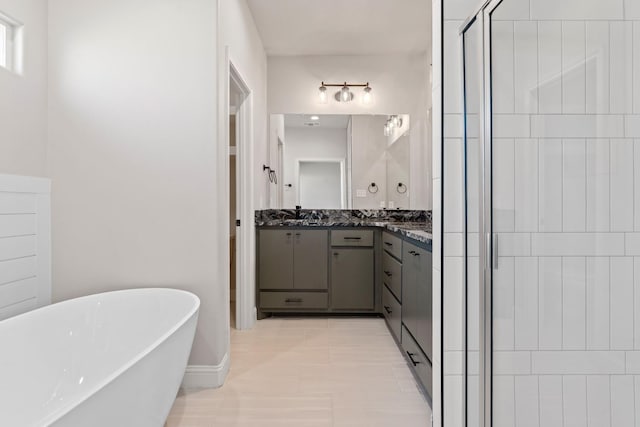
[384,271,393,277]
[384,306,392,314]
[286,232,292,236]
[333,252,339,256]
[285,298,303,303]
[384,242,393,247]
[295,232,301,236]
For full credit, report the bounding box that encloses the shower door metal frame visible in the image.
[460,0,504,425]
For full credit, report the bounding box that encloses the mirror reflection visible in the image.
[271,114,411,210]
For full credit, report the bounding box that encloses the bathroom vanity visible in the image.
[255,209,433,398]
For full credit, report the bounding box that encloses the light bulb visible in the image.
[391,115,401,127]
[387,119,395,130]
[384,124,391,137]
[341,86,351,102]
[318,85,328,104]
[362,86,373,105]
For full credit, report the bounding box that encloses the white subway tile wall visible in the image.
[443,0,640,425]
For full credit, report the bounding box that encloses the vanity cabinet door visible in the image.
[402,241,433,361]
[293,230,328,290]
[331,248,374,310]
[402,245,418,338]
[414,246,432,360]
[259,230,294,289]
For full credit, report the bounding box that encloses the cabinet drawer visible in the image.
[382,285,401,342]
[331,230,373,247]
[382,232,403,259]
[260,292,328,310]
[382,251,402,301]
[401,325,432,398]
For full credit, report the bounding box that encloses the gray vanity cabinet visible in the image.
[401,241,433,360]
[259,230,294,289]
[330,229,375,311]
[331,248,374,310]
[293,230,329,290]
[258,229,328,290]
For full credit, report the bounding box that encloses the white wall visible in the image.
[351,115,388,209]
[47,0,220,369]
[268,54,432,210]
[282,126,347,208]
[221,0,269,211]
[0,0,47,177]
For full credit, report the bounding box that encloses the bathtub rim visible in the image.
[0,287,200,427]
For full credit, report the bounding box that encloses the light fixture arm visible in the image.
[320,81,370,88]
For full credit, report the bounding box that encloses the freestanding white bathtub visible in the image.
[0,288,200,427]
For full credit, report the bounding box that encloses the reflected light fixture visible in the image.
[317,81,372,104]
[384,115,404,136]
[310,115,320,121]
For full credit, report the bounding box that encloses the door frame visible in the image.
[295,158,347,209]
[220,47,256,332]
[459,0,504,425]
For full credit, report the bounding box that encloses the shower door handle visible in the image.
[486,233,498,270]
[493,234,498,270]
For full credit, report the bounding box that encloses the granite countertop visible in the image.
[255,210,432,245]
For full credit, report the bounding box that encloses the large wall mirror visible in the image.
[270,114,411,210]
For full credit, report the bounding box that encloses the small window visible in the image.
[0,12,22,73]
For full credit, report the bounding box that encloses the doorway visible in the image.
[297,160,345,209]
[227,58,253,331]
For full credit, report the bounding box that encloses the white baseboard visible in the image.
[181,353,229,389]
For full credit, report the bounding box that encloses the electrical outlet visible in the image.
[379,201,386,208]
[388,201,395,209]
[356,190,367,198]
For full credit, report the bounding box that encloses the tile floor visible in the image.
[166,316,432,426]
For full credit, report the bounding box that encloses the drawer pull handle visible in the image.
[384,242,393,246]
[344,237,362,240]
[384,271,393,277]
[285,298,303,303]
[286,233,292,236]
[409,250,420,257]
[384,306,392,314]
[295,232,301,236]
[406,351,421,366]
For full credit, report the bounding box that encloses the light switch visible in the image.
[356,190,367,198]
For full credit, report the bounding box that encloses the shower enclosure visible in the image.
[454,0,640,425]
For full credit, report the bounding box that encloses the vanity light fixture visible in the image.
[340,85,352,102]
[362,85,373,105]
[318,85,328,104]
[317,81,372,104]
[310,115,320,121]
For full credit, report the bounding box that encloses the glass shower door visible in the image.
[462,0,640,425]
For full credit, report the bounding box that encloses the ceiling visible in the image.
[246,0,431,56]
[285,114,351,129]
